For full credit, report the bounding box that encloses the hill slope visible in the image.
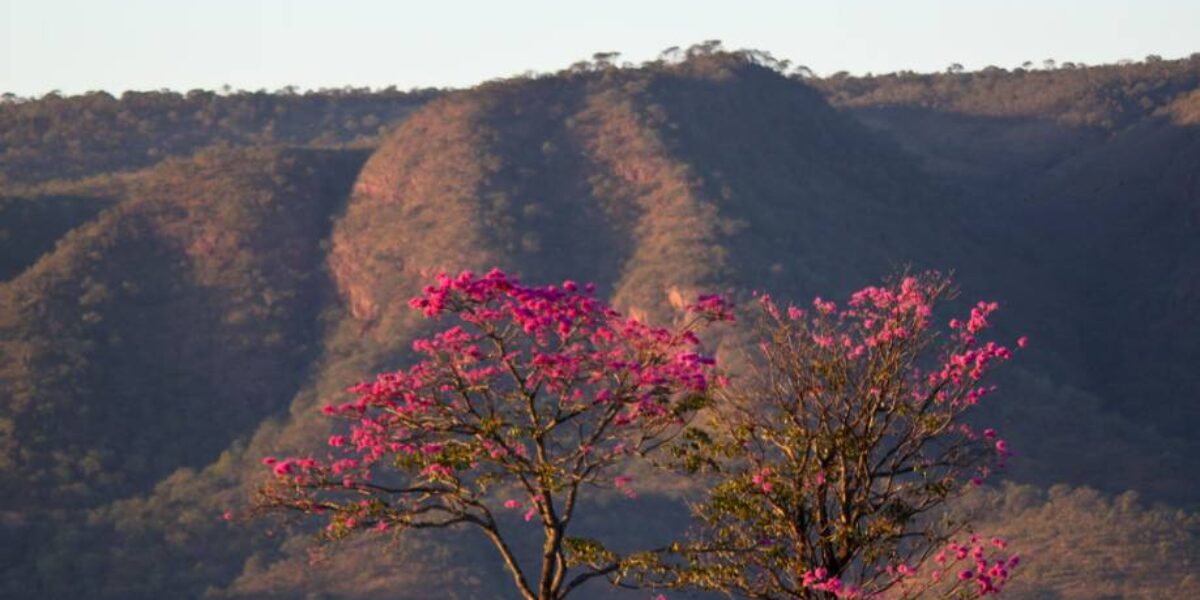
[0,147,364,507]
[824,57,1200,501]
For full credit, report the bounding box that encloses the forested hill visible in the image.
[2,48,1200,599]
[0,86,437,185]
[819,53,1200,128]
[820,55,1200,454]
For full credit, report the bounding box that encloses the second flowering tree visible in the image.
[256,269,729,600]
[657,273,1023,599]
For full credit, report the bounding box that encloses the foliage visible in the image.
[818,54,1200,129]
[0,147,363,507]
[655,274,1023,599]
[0,193,115,280]
[0,87,437,184]
[255,269,731,600]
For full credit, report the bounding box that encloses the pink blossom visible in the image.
[690,294,736,322]
[751,468,773,493]
[813,297,837,314]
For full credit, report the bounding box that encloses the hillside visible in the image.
[0,88,436,185]
[822,57,1200,500]
[818,54,1200,128]
[0,146,365,508]
[0,191,117,281]
[1,50,1199,599]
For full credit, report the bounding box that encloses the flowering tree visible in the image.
[654,274,1023,599]
[255,269,730,600]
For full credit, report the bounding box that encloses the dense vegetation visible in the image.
[0,146,367,507]
[0,192,116,280]
[818,52,1200,129]
[2,47,1199,598]
[0,87,436,185]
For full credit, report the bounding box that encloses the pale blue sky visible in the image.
[2,0,1198,96]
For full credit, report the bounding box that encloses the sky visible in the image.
[2,0,1199,97]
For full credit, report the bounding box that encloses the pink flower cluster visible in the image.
[929,536,1020,596]
[807,277,1019,476]
[799,533,1018,599]
[751,468,773,493]
[801,566,863,598]
[761,276,940,360]
[262,269,724,526]
[689,294,737,322]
